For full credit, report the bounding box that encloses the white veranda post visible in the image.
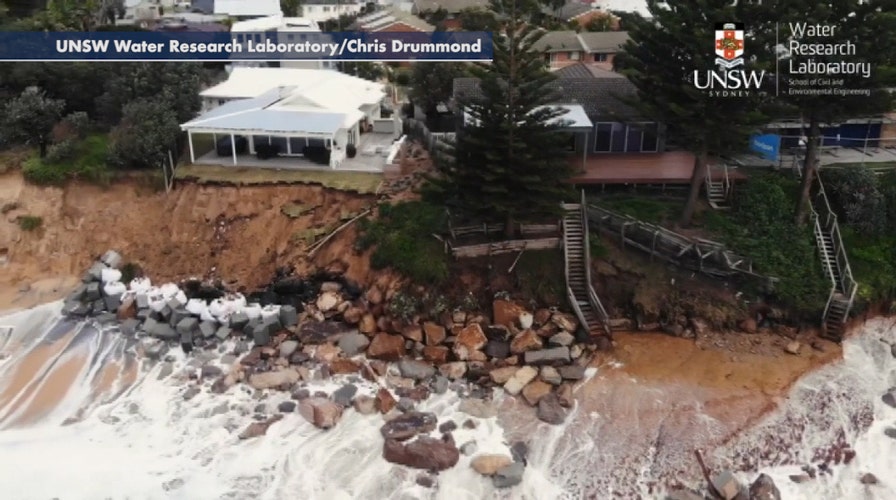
[187,131,195,164]
[230,134,237,165]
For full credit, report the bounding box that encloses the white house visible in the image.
[301,0,365,24]
[230,14,336,70]
[181,67,402,170]
[214,0,281,18]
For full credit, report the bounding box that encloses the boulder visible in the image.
[423,345,450,364]
[471,454,513,476]
[884,427,896,439]
[510,330,543,354]
[549,332,575,347]
[439,362,467,380]
[398,359,436,381]
[329,359,360,374]
[860,473,878,485]
[423,322,447,346]
[353,395,377,415]
[484,340,511,359]
[749,473,781,500]
[536,393,567,425]
[299,397,343,429]
[510,442,528,464]
[248,368,300,390]
[252,323,271,346]
[104,294,122,312]
[380,411,438,441]
[785,341,801,355]
[85,282,101,301]
[521,380,552,406]
[739,318,758,333]
[493,462,525,488]
[711,470,743,500]
[551,313,577,332]
[504,366,538,396]
[367,333,406,360]
[458,398,498,419]
[490,366,519,385]
[214,326,231,341]
[229,311,250,331]
[359,313,377,334]
[454,324,488,360]
[401,325,423,343]
[338,331,370,356]
[239,415,283,439]
[332,384,358,407]
[365,286,383,305]
[558,365,586,381]
[375,388,397,413]
[382,436,460,471]
[556,383,575,408]
[882,388,896,408]
[524,347,571,365]
[278,401,297,413]
[316,291,340,312]
[119,318,140,336]
[279,340,300,358]
[493,300,525,328]
[540,366,563,385]
[145,320,177,341]
[100,250,122,269]
[343,306,364,325]
[168,308,189,327]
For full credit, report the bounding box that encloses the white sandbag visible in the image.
[243,303,262,320]
[129,277,152,293]
[259,305,281,320]
[174,290,188,305]
[101,268,123,284]
[103,281,127,297]
[200,308,217,322]
[185,298,207,316]
[159,283,180,299]
[207,299,226,318]
[147,291,168,312]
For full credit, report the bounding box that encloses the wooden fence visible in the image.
[587,205,775,285]
[443,222,562,258]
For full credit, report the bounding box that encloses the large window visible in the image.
[569,51,581,61]
[593,53,609,62]
[594,122,660,153]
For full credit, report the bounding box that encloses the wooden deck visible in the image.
[568,151,748,185]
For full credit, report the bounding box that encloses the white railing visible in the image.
[813,173,858,328]
[580,190,610,334]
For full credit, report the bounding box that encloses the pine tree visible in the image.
[743,0,896,224]
[425,0,575,238]
[613,0,767,226]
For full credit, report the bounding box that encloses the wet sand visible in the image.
[0,275,79,316]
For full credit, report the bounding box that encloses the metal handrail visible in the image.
[812,172,859,327]
[562,205,590,334]
[580,190,610,334]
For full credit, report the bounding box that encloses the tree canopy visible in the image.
[742,0,896,224]
[108,99,180,170]
[409,62,468,117]
[614,0,767,225]
[1,86,65,157]
[425,0,575,236]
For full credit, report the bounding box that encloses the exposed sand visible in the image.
[0,276,80,316]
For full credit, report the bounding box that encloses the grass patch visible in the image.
[597,195,680,225]
[175,164,383,194]
[22,134,112,185]
[840,228,896,302]
[281,202,318,218]
[357,201,450,285]
[512,249,566,305]
[17,215,42,231]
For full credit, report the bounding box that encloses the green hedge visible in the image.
[23,134,111,185]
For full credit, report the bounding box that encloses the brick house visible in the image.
[541,2,619,29]
[452,62,664,167]
[532,30,629,70]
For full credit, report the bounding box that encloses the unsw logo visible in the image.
[693,22,766,97]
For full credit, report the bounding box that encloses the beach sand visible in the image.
[0,275,80,316]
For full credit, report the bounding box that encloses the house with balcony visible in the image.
[181,67,404,171]
[301,0,366,24]
[451,62,736,187]
[540,2,617,29]
[532,30,629,70]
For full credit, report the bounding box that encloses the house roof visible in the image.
[183,86,365,136]
[231,14,320,31]
[554,63,624,79]
[351,7,435,32]
[595,0,651,18]
[199,67,385,113]
[412,0,489,13]
[577,31,629,52]
[531,30,629,53]
[214,0,281,17]
[453,64,638,119]
[543,2,595,21]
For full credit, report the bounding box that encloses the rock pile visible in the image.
[63,253,599,487]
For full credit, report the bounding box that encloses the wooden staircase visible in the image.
[562,191,611,339]
[705,163,732,210]
[811,173,858,341]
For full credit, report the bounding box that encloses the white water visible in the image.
[0,301,572,500]
[1,303,894,499]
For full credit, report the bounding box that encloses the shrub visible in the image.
[823,166,887,236]
[45,139,77,163]
[63,112,91,137]
[17,215,42,231]
[22,134,111,186]
[346,143,357,158]
[357,201,450,285]
[23,156,66,185]
[386,291,421,321]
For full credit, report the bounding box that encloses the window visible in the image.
[593,53,608,62]
[641,123,659,152]
[609,123,626,152]
[594,123,613,152]
[323,6,330,11]
[626,126,643,152]
[569,51,581,61]
[566,134,576,152]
